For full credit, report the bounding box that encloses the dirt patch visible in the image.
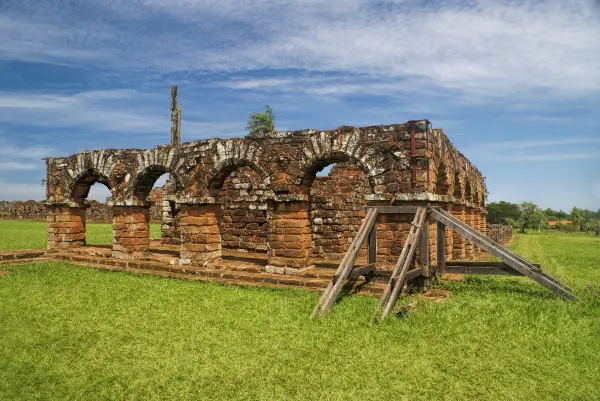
[0,270,8,277]
[417,289,452,303]
[441,273,465,281]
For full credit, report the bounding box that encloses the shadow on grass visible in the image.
[438,275,561,300]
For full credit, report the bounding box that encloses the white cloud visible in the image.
[2,0,598,101]
[462,137,600,162]
[0,179,45,201]
[0,90,169,134]
[0,162,39,171]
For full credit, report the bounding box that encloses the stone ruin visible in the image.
[0,193,163,223]
[44,120,486,274]
[486,224,513,245]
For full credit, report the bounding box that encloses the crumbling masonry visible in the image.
[45,120,486,274]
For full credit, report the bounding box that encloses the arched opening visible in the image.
[435,162,452,196]
[453,172,463,200]
[69,170,113,247]
[132,166,181,246]
[211,164,269,254]
[304,157,373,262]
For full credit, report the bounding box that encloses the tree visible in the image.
[588,219,600,236]
[570,207,584,231]
[486,201,521,225]
[246,105,275,137]
[518,201,541,234]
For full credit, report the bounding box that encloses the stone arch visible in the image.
[70,169,112,203]
[434,157,454,196]
[295,131,390,193]
[132,164,184,202]
[131,147,185,201]
[64,150,117,202]
[453,170,466,200]
[205,140,270,196]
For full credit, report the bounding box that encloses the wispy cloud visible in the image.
[463,137,600,162]
[0,90,168,133]
[2,0,598,101]
[0,162,39,171]
[0,179,45,201]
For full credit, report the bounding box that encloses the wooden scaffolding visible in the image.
[312,206,579,321]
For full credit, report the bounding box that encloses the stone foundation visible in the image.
[179,204,222,266]
[112,206,151,255]
[266,201,314,274]
[46,205,87,249]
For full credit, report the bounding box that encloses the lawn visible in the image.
[0,220,161,250]
[0,223,599,399]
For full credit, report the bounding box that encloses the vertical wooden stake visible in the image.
[368,221,377,265]
[419,213,430,290]
[437,221,446,275]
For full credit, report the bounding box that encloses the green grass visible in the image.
[0,226,599,399]
[0,220,161,250]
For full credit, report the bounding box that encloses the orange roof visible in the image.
[548,220,572,226]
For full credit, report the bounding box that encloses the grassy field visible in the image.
[0,220,161,250]
[0,223,599,399]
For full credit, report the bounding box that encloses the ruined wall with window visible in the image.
[44,120,486,274]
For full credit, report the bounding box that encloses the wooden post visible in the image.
[437,221,446,274]
[419,213,430,290]
[368,222,377,265]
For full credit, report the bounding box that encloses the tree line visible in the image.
[486,201,600,235]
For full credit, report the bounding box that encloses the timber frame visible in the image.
[312,206,579,320]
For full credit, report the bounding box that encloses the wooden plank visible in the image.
[420,215,430,275]
[405,267,424,281]
[445,261,541,268]
[380,208,427,321]
[368,222,377,265]
[429,208,579,301]
[312,208,380,317]
[437,221,445,274]
[431,208,563,282]
[434,209,570,290]
[439,265,523,276]
[372,207,426,322]
[364,206,420,214]
[349,263,377,279]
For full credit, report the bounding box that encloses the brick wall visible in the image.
[218,167,269,252]
[0,194,163,223]
[487,224,512,245]
[310,162,370,260]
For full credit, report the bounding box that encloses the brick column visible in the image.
[481,211,487,236]
[472,211,481,256]
[266,200,313,274]
[178,203,222,266]
[451,205,465,260]
[161,196,181,245]
[46,204,87,249]
[441,203,454,262]
[112,205,150,255]
[464,207,474,259]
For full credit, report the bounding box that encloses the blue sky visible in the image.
[0,0,599,212]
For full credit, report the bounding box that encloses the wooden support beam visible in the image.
[439,264,523,276]
[420,215,430,275]
[445,261,541,268]
[312,208,380,317]
[368,222,377,265]
[364,206,420,214]
[349,263,377,280]
[374,207,428,322]
[437,221,445,275]
[428,207,579,301]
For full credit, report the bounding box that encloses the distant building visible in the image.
[548,220,573,229]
